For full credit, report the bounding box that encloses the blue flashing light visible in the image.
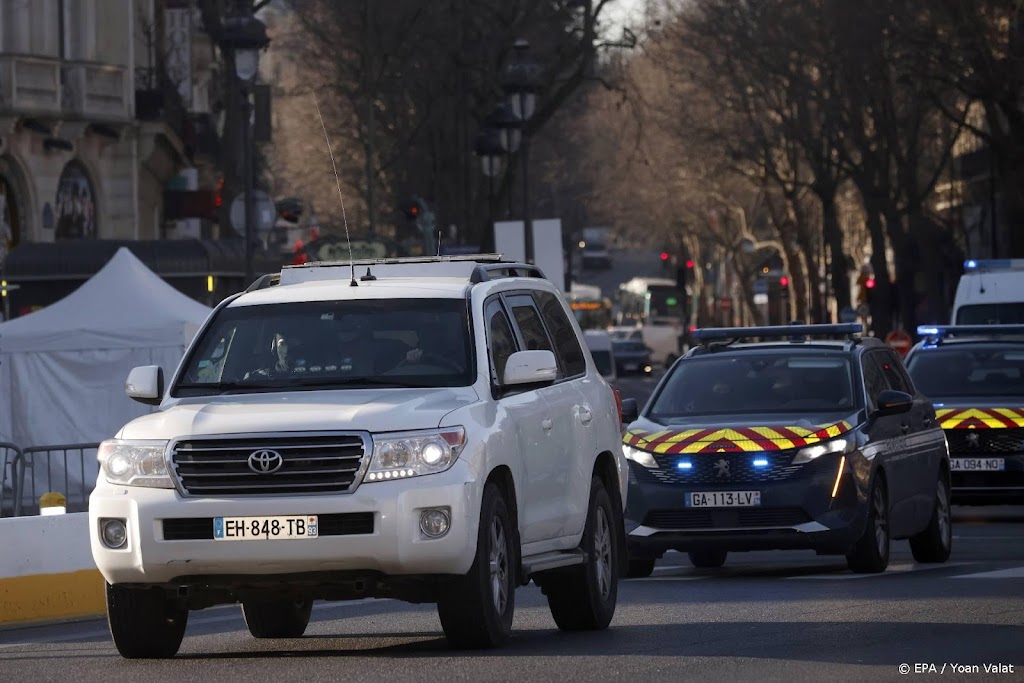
[964,259,978,270]
[963,258,1024,271]
[752,458,769,468]
[917,326,940,336]
[677,461,693,470]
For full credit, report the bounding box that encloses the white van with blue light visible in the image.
[952,259,1024,324]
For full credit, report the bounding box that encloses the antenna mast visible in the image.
[312,92,357,286]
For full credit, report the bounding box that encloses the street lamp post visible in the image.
[474,122,505,252]
[489,102,520,218]
[217,12,269,286]
[502,39,540,263]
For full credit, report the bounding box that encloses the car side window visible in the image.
[882,350,916,394]
[485,300,518,385]
[506,294,555,354]
[534,290,586,377]
[862,351,891,410]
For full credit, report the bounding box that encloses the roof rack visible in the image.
[692,323,863,345]
[245,272,280,292]
[916,325,1024,344]
[286,253,508,270]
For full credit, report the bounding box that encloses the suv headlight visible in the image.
[623,444,658,469]
[365,428,466,482]
[792,437,853,464]
[98,439,173,488]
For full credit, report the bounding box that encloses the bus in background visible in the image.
[952,259,1024,324]
[616,277,690,367]
[567,283,614,330]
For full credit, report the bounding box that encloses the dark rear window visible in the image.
[956,304,1024,324]
[649,352,855,418]
[907,345,1024,398]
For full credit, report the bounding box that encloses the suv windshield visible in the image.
[907,345,1024,399]
[649,352,855,418]
[174,298,474,395]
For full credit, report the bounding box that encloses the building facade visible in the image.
[0,0,215,273]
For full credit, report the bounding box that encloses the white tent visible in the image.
[0,247,212,507]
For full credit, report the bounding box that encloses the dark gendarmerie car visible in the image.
[905,324,1024,505]
[612,339,653,376]
[618,323,951,577]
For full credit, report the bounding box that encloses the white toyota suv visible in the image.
[89,255,627,658]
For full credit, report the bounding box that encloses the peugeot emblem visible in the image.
[714,458,731,478]
[248,449,284,474]
[965,432,981,449]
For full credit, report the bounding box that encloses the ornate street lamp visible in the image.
[216,11,269,285]
[501,39,541,263]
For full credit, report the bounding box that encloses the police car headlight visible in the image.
[98,440,173,488]
[623,444,659,469]
[792,437,853,464]
[365,428,466,481]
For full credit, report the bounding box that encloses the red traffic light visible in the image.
[685,259,695,269]
[865,277,875,289]
[660,251,670,261]
[779,275,789,287]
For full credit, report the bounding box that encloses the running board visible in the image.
[521,549,586,575]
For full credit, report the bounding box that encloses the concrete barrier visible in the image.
[0,512,104,625]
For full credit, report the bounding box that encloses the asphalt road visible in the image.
[1,508,1021,682]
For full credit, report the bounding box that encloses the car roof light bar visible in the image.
[692,323,863,343]
[916,324,1024,343]
[963,258,1024,271]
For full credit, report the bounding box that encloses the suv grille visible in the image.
[946,428,1024,455]
[171,433,368,496]
[649,450,809,485]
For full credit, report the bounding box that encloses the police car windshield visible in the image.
[907,345,1024,399]
[649,353,855,418]
[174,299,474,395]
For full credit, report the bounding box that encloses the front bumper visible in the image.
[624,458,865,556]
[89,459,480,585]
[950,452,1024,504]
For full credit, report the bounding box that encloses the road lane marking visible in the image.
[786,563,970,579]
[951,567,1024,579]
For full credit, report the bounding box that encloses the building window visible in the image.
[55,161,98,240]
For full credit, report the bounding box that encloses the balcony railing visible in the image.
[0,55,62,116]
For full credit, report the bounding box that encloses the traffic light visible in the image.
[400,198,422,236]
[779,275,789,288]
[660,251,670,262]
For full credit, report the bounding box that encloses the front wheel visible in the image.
[242,599,312,638]
[847,475,890,573]
[106,583,187,659]
[544,476,620,631]
[909,474,952,563]
[437,482,516,649]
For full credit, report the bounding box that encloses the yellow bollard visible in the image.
[39,491,67,516]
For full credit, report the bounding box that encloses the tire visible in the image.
[688,549,727,568]
[241,599,313,638]
[437,481,516,649]
[847,475,891,573]
[626,557,656,578]
[105,583,187,659]
[544,476,620,631]
[909,473,953,563]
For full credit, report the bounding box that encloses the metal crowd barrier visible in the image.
[0,442,22,518]
[11,443,100,517]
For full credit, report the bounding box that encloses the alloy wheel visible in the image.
[489,516,509,615]
[594,507,613,600]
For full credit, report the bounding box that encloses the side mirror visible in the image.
[503,350,558,387]
[125,365,164,406]
[621,398,640,424]
[875,389,913,416]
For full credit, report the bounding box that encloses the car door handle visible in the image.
[900,423,910,434]
[542,418,553,431]
[577,406,593,425]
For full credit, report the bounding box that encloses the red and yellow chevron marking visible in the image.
[623,421,853,454]
[936,408,1024,429]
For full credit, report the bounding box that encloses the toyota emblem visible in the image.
[248,449,284,474]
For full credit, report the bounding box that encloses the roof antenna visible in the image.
[437,229,442,257]
[312,91,357,287]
